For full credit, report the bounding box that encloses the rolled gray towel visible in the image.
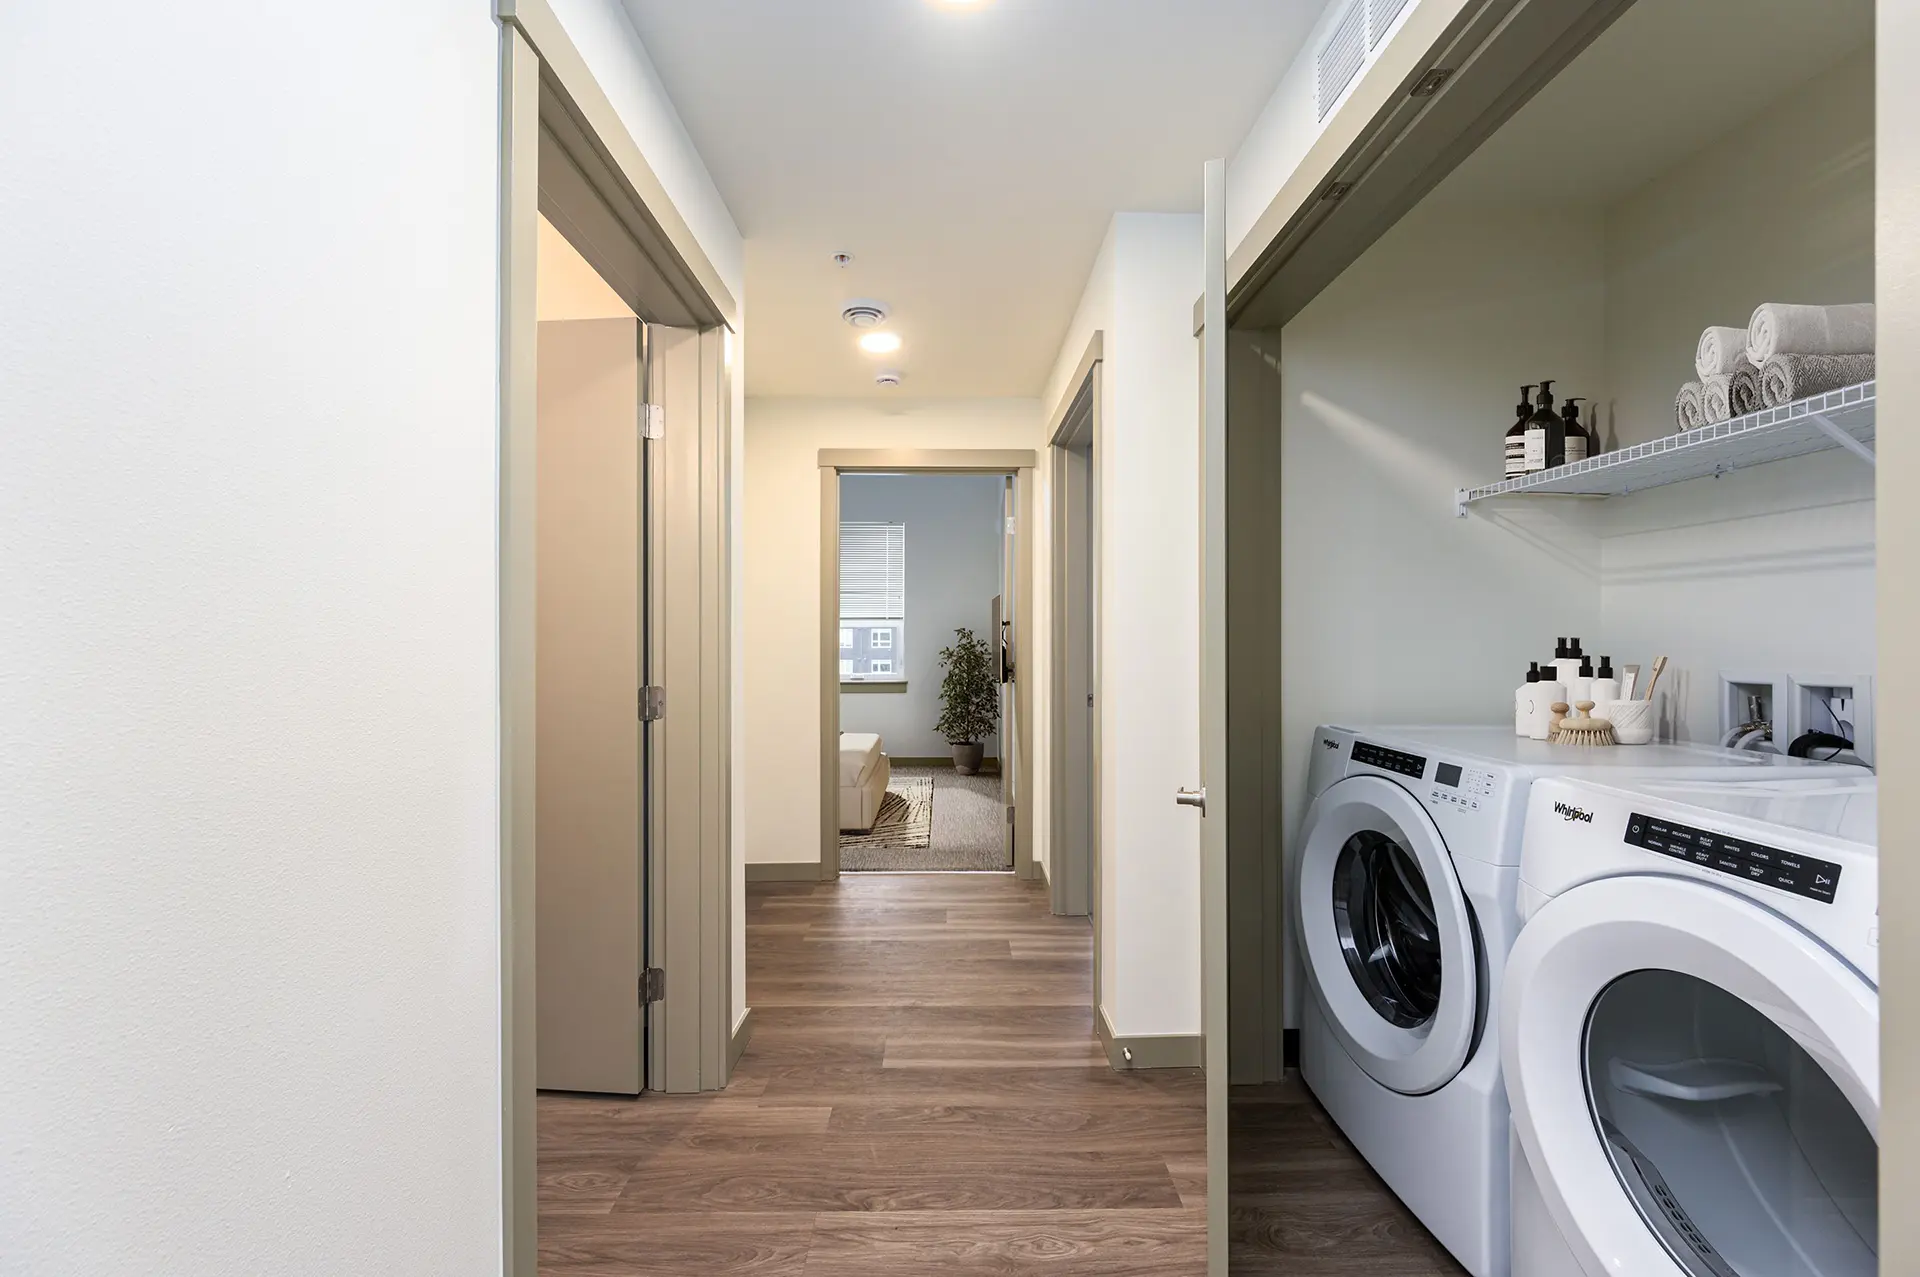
[1758,352,1875,407]
[1696,326,1750,379]
[1729,361,1763,417]
[1702,374,1734,424]
[1675,380,1705,431]
[1746,302,1875,364]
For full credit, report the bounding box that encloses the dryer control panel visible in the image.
[1625,812,1842,904]
[1351,740,1425,778]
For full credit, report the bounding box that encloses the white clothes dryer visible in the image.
[1502,773,1878,1277]
[1293,726,1855,1277]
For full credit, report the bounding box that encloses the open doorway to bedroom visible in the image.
[836,471,1015,872]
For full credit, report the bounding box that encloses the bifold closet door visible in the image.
[536,317,644,1096]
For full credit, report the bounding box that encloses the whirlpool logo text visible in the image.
[1554,801,1595,824]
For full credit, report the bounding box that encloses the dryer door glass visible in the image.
[1583,969,1877,1277]
[1331,829,1442,1028]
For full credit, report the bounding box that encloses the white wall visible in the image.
[1595,50,1875,747]
[839,474,1006,760]
[1,4,748,1268]
[1277,201,1610,1021]
[1,7,503,1272]
[1042,214,1207,1040]
[743,398,1044,865]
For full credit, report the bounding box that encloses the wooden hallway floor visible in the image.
[537,872,1207,1274]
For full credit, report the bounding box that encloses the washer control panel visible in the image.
[1428,761,1495,813]
[1625,812,1842,904]
[1351,740,1426,778]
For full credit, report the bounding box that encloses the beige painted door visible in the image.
[536,317,645,1096]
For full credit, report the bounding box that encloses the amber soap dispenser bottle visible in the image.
[1505,385,1535,477]
[1524,380,1565,472]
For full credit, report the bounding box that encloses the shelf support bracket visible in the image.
[1807,413,1876,467]
[1454,487,1471,519]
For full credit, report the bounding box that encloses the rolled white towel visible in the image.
[1746,302,1875,364]
[1675,380,1705,432]
[1729,361,1763,417]
[1701,374,1734,424]
[1758,352,1876,407]
[1695,326,1750,379]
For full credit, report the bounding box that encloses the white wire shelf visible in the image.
[1455,380,1876,517]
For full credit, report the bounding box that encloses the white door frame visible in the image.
[817,450,1038,881]
[1197,156,1231,1277]
[497,3,737,1272]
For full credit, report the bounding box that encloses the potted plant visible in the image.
[935,626,1000,775]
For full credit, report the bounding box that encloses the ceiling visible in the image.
[1431,0,1873,209]
[623,0,1327,399]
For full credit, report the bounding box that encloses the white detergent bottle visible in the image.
[1516,663,1543,736]
[1591,655,1622,707]
[1567,656,1595,706]
[1529,666,1566,741]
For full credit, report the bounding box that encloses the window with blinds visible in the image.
[839,522,906,682]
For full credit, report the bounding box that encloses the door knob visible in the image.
[1175,787,1207,813]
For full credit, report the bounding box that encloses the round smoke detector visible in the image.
[874,369,903,387]
[841,299,889,328]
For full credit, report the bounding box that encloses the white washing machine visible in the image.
[1502,772,1877,1277]
[1293,726,1855,1277]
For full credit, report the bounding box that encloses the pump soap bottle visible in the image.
[1561,397,1590,465]
[1568,656,1595,706]
[1524,380,1564,472]
[1516,662,1543,736]
[1529,661,1566,741]
[1591,656,1621,706]
[1506,386,1536,477]
[1553,637,1586,690]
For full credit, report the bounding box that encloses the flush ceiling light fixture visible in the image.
[858,330,902,355]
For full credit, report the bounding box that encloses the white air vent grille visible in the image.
[1317,1,1366,122]
[1368,0,1412,49]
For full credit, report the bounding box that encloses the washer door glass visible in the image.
[1332,829,1442,1028]
[1584,969,1878,1277]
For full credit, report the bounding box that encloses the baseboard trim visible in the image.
[728,1007,755,1074]
[1036,858,1050,889]
[891,756,1003,772]
[746,861,822,883]
[1095,1004,1203,1071]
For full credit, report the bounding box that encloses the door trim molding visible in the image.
[496,0,737,329]
[497,10,737,1274]
[819,453,1038,883]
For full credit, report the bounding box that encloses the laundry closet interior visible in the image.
[1222,0,1878,1269]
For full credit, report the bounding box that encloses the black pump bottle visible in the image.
[1524,380,1565,472]
[1506,385,1535,477]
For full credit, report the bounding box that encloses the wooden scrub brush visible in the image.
[1557,700,1617,746]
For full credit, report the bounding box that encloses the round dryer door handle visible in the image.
[1175,787,1208,813]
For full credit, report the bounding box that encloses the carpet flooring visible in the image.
[840,767,1009,873]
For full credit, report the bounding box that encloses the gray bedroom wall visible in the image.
[840,473,1005,761]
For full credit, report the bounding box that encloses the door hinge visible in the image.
[639,686,667,721]
[640,404,665,440]
[639,968,666,1005]
[1005,515,1016,535]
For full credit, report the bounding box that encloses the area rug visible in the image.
[841,768,1012,873]
[840,775,933,854]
